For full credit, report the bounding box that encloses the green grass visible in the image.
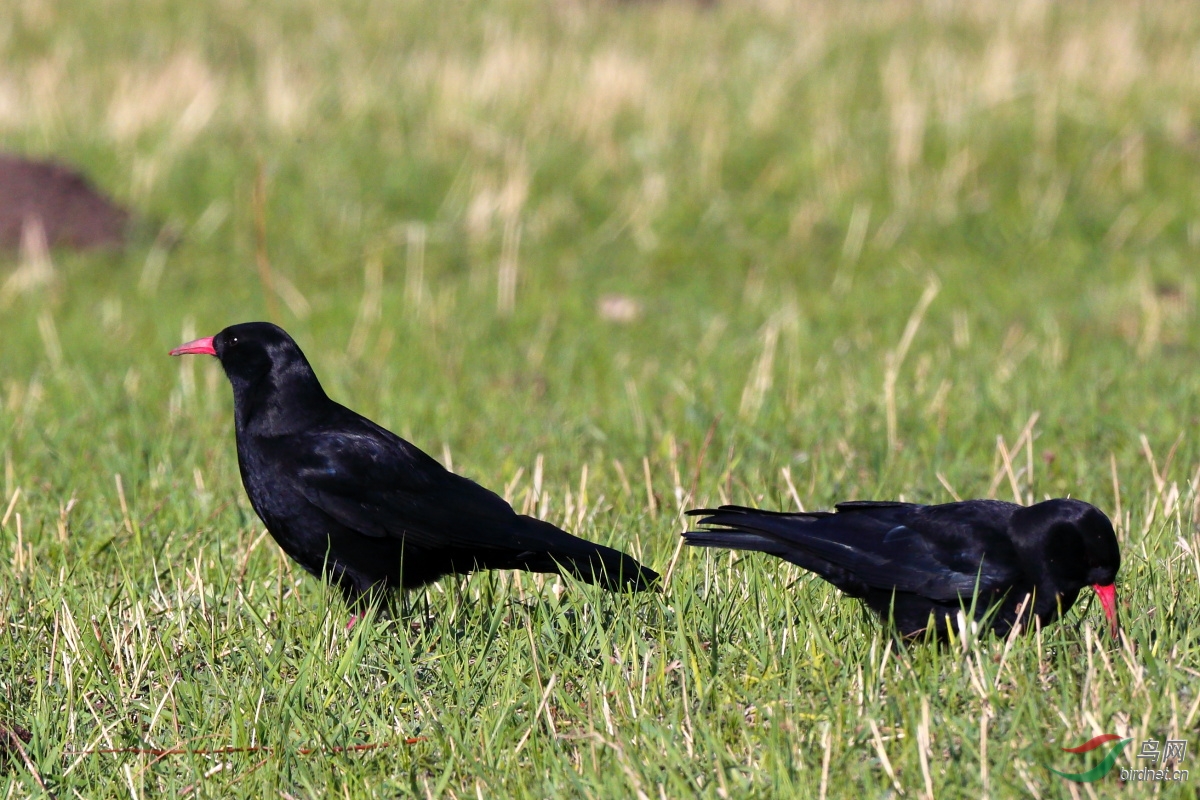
[2,0,1200,796]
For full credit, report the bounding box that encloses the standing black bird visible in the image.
[170,322,657,609]
[684,499,1119,638]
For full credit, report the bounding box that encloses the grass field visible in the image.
[2,0,1200,796]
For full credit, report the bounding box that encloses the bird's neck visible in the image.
[231,371,330,436]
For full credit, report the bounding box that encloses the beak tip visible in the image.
[169,336,217,357]
[1093,583,1119,638]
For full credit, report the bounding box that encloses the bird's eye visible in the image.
[229,336,238,346]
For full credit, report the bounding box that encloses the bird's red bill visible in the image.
[169,336,216,357]
[1093,583,1119,637]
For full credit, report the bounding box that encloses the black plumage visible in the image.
[171,322,657,608]
[685,499,1119,638]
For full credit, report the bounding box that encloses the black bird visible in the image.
[684,499,1119,638]
[170,322,657,609]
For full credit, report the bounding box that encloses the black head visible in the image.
[1010,498,1120,635]
[170,322,328,431]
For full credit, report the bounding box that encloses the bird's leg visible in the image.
[346,597,387,632]
[416,589,430,634]
[399,587,413,624]
[340,581,373,631]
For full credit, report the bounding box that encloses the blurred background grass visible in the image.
[1,0,1198,797]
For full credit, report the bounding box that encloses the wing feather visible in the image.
[270,418,554,553]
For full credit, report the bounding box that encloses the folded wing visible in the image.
[278,413,656,589]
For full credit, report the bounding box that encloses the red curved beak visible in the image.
[169,336,216,357]
[1093,583,1119,638]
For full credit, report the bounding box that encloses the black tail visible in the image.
[682,528,780,552]
[683,505,820,558]
[516,515,659,591]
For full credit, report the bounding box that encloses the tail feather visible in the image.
[686,504,831,522]
[516,515,659,591]
[682,529,780,552]
[684,506,825,563]
[551,545,659,591]
[684,509,865,594]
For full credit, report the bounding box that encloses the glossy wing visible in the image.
[275,416,552,552]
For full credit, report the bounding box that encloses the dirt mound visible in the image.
[0,154,129,250]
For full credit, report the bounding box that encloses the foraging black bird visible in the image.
[684,499,1119,638]
[170,322,657,609]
